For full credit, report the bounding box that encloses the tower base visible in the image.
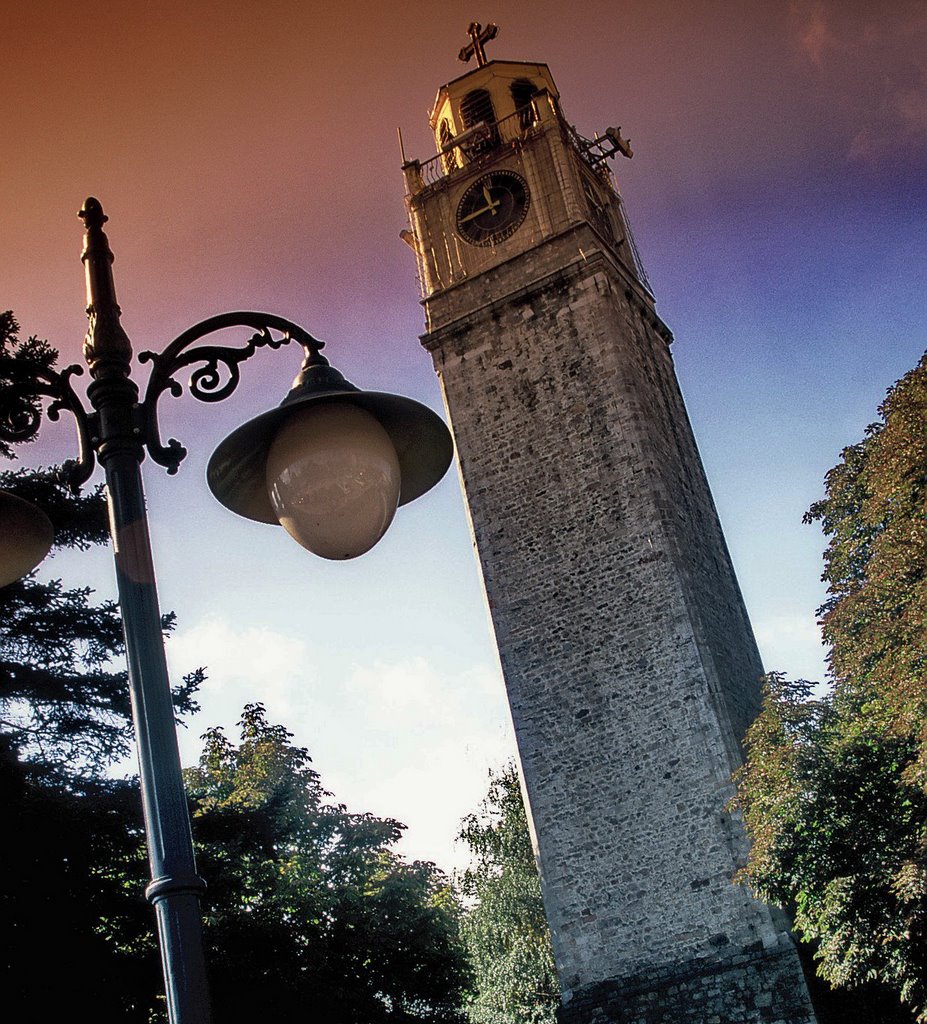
[559,937,816,1024]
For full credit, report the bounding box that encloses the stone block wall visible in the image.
[422,228,816,1021]
[559,937,815,1024]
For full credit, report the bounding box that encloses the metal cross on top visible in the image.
[458,22,499,66]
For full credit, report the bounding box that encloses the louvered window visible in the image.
[459,89,499,156]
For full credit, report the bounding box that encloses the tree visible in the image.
[733,353,927,1021]
[809,354,927,768]
[0,310,55,463]
[0,311,201,780]
[0,311,197,1019]
[456,763,559,1024]
[183,703,468,1023]
[0,465,199,780]
[0,741,161,1021]
[0,465,169,1020]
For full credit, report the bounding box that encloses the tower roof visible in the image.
[428,59,560,130]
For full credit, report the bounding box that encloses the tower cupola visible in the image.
[401,23,648,316]
[429,25,560,168]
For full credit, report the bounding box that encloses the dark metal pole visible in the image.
[104,452,210,1023]
[80,198,211,1024]
[0,198,453,1020]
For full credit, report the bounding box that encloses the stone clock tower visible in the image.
[402,25,817,1024]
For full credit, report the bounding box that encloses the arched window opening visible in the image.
[511,79,539,129]
[439,119,459,172]
[459,89,499,156]
[460,88,496,129]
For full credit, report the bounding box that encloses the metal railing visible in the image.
[419,105,539,187]
[409,99,653,293]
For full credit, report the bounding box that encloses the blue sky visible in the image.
[4,0,925,869]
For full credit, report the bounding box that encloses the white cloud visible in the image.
[169,618,310,690]
[334,657,516,870]
[753,611,828,683]
[166,617,314,760]
[344,657,502,729]
[165,617,515,871]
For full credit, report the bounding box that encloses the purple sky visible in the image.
[4,1,925,867]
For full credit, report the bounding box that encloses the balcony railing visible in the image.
[418,105,539,187]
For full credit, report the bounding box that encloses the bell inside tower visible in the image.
[458,88,499,155]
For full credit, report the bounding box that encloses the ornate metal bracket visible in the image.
[0,357,96,490]
[138,312,325,474]
[0,199,333,487]
[0,313,326,486]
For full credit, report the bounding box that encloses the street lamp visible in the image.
[0,198,453,1024]
[0,489,54,586]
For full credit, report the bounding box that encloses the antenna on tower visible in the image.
[575,126,634,166]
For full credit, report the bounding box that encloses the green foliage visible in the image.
[0,310,57,462]
[0,467,167,1013]
[734,675,926,1015]
[0,466,202,780]
[184,703,468,1023]
[456,764,559,1024]
[808,354,927,774]
[0,744,161,1020]
[733,353,927,1021]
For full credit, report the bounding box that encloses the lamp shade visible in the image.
[206,361,453,556]
[0,490,54,587]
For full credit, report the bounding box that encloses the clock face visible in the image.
[456,171,530,247]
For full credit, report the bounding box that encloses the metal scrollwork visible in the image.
[1,313,323,484]
[0,380,41,443]
[0,357,96,489]
[139,312,323,474]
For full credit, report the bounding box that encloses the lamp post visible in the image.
[0,199,453,1024]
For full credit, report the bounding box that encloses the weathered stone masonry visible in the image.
[406,50,817,1024]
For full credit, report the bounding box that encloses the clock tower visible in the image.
[402,26,817,1024]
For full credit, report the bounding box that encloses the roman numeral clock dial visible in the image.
[455,170,530,246]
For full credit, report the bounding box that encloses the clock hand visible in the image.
[458,196,502,224]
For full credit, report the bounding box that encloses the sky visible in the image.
[3,0,926,871]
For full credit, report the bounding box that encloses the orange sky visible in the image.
[3,0,926,866]
[7,1,924,366]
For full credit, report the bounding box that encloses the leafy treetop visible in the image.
[734,352,927,1022]
[456,763,559,1024]
[184,703,468,1024]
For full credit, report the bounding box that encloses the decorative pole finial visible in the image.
[78,195,108,230]
[458,22,498,67]
[79,197,132,374]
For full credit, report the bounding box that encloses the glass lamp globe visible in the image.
[0,490,54,587]
[265,402,402,559]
